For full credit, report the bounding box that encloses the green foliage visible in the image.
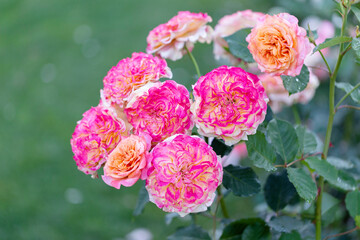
[220,218,270,240]
[281,65,310,94]
[321,192,341,226]
[352,38,360,61]
[223,165,261,197]
[287,168,317,202]
[279,231,302,240]
[312,36,353,53]
[327,156,354,169]
[295,126,318,156]
[167,225,211,240]
[345,190,360,227]
[268,216,304,233]
[264,171,298,211]
[246,131,277,171]
[351,6,360,23]
[306,157,357,191]
[267,119,299,163]
[335,82,360,103]
[224,28,254,63]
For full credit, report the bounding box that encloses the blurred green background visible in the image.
[1,0,359,239]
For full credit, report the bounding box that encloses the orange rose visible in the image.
[102,134,151,189]
[246,13,312,76]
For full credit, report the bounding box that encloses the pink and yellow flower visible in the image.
[191,66,268,146]
[246,13,312,76]
[146,134,222,217]
[213,10,264,64]
[146,11,213,61]
[259,71,319,113]
[102,52,172,109]
[70,105,128,176]
[102,134,151,189]
[125,80,193,146]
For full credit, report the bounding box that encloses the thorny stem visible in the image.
[315,5,349,240]
[292,105,301,125]
[323,226,360,240]
[185,45,201,78]
[203,137,230,225]
[336,105,360,112]
[334,82,360,110]
[274,152,322,168]
[216,187,230,219]
[212,195,220,240]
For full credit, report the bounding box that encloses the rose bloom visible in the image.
[70,105,128,176]
[191,66,268,146]
[146,134,222,217]
[259,71,319,113]
[101,52,172,109]
[146,11,213,61]
[125,80,193,146]
[102,134,151,189]
[213,10,264,64]
[246,13,312,76]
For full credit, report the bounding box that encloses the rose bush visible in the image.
[71,3,360,239]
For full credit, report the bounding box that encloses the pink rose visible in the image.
[246,13,312,76]
[190,66,268,146]
[259,70,319,113]
[213,10,264,64]
[125,80,193,146]
[102,134,151,189]
[70,105,129,176]
[146,134,222,217]
[101,52,172,109]
[146,11,213,61]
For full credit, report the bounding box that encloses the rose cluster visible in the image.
[71,10,319,216]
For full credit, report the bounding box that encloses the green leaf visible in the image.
[223,165,261,197]
[352,6,360,23]
[356,216,360,228]
[268,216,303,233]
[305,157,357,191]
[327,156,354,169]
[279,231,302,240]
[335,82,360,103]
[167,225,211,240]
[133,182,149,216]
[220,218,269,240]
[211,138,233,157]
[312,36,352,53]
[305,156,337,182]
[295,126,318,156]
[345,190,360,227]
[281,65,309,94]
[224,28,254,63]
[334,170,357,191]
[267,119,299,163]
[246,132,276,171]
[287,168,317,202]
[322,192,341,226]
[264,171,298,211]
[241,222,271,240]
[352,38,360,60]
